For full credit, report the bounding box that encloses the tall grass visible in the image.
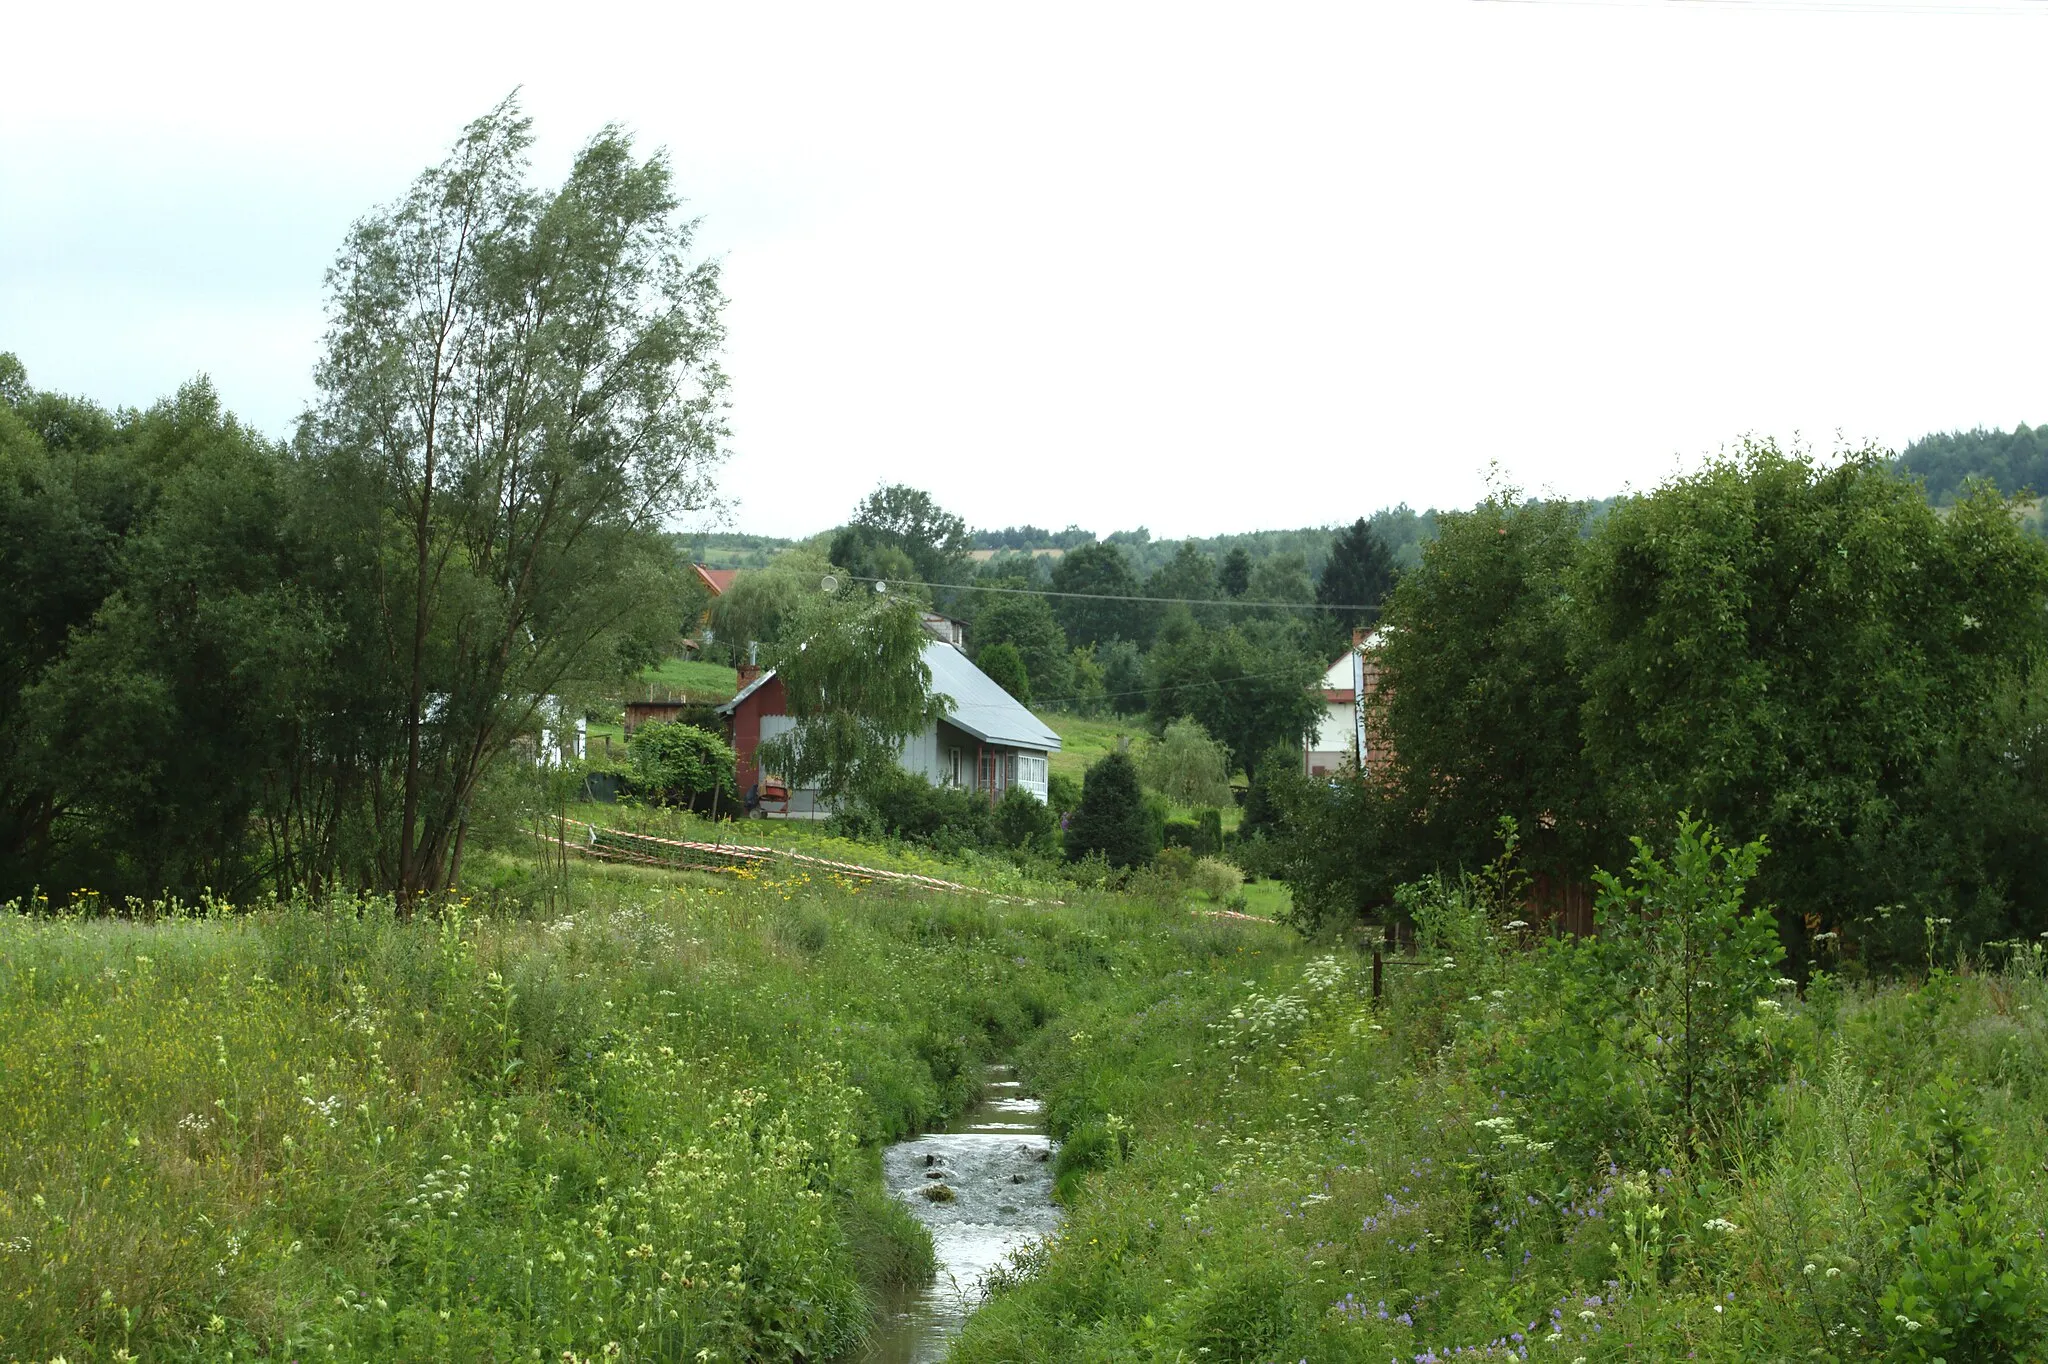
[957,895,2048,1361]
[0,860,1284,1361]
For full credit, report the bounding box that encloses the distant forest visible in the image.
[685,424,2046,573]
[1896,423,2048,505]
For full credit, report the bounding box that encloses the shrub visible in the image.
[994,785,1057,851]
[1153,846,1197,883]
[1194,808,1223,856]
[1065,752,1157,870]
[1588,816,1784,1147]
[626,721,738,813]
[1136,717,1234,808]
[978,642,1030,702]
[1162,818,1200,850]
[1191,856,1243,903]
[846,767,994,852]
[1046,770,1081,818]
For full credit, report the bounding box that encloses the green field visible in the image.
[1038,709,1133,783]
[635,656,740,700]
[1039,710,1248,835]
[8,833,2042,1362]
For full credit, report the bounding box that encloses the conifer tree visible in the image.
[1064,750,1155,869]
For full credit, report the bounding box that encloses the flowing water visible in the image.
[855,1064,1060,1363]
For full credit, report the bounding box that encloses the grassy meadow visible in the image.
[954,878,2048,1363]
[0,855,1284,1362]
[8,833,2045,1364]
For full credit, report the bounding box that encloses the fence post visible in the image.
[1372,948,1383,1005]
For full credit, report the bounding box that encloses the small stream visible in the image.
[855,1064,1060,1363]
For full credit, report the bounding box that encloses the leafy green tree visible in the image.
[1575,440,2048,961]
[1585,818,1783,1148]
[627,721,737,811]
[704,546,831,663]
[1136,717,1234,808]
[1050,541,1143,648]
[0,377,144,891]
[1374,491,1603,888]
[1145,619,1321,779]
[1046,769,1081,818]
[1064,750,1156,869]
[757,590,948,805]
[306,96,727,898]
[1218,546,1252,598]
[1896,423,2048,505]
[1144,541,1218,607]
[1062,646,1107,716]
[0,369,345,901]
[1097,639,1147,716]
[1243,553,1317,632]
[978,642,1031,703]
[828,484,971,590]
[970,588,1070,699]
[1317,517,1397,641]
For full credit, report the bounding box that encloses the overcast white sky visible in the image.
[4,0,2046,539]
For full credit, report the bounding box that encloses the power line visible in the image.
[949,662,1354,712]
[850,575,1386,615]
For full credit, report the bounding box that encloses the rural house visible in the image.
[717,639,1062,817]
[687,563,739,654]
[1305,629,1388,778]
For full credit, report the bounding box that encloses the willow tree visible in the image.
[306,96,727,897]
[757,589,949,805]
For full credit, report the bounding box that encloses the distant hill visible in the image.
[1896,424,2048,504]
[670,531,798,570]
[698,443,2048,583]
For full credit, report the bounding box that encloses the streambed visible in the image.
[856,1064,1060,1363]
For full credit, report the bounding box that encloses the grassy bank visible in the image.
[955,867,2048,1362]
[0,860,1290,1362]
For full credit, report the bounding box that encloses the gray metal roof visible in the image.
[714,642,1061,753]
[922,641,1061,751]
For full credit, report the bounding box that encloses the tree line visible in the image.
[1261,443,2048,972]
[0,98,727,907]
[702,483,1410,786]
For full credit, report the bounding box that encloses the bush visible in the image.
[993,785,1057,851]
[1162,818,1200,850]
[1153,846,1197,883]
[1191,856,1243,903]
[978,642,1030,702]
[1046,770,1081,818]
[1194,808,1223,856]
[1488,816,1787,1163]
[1136,717,1234,809]
[1065,752,1157,870]
[626,721,738,813]
[843,767,994,852]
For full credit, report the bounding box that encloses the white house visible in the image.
[718,639,1062,817]
[1305,630,1385,778]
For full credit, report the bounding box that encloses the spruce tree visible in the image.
[1218,546,1253,598]
[1317,518,1397,639]
[1064,750,1156,869]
